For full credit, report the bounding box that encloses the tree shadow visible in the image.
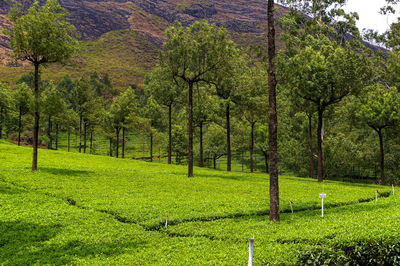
[0,220,147,264]
[0,184,24,195]
[35,167,94,177]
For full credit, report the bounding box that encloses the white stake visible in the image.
[165,215,168,229]
[319,193,326,218]
[321,198,324,218]
[289,200,293,213]
[248,236,254,266]
[393,184,395,196]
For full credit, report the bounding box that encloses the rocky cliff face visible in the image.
[0,0,284,48]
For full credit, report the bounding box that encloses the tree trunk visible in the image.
[68,131,70,152]
[150,132,153,162]
[242,151,244,172]
[109,138,113,157]
[250,122,255,173]
[90,130,93,154]
[263,152,269,174]
[188,82,194,177]
[213,156,216,169]
[122,127,125,159]
[55,124,59,150]
[83,122,87,154]
[79,115,82,153]
[255,153,257,171]
[267,0,279,222]
[48,116,52,149]
[32,63,40,171]
[116,128,119,158]
[199,121,204,167]
[168,104,172,164]
[18,106,22,146]
[377,129,385,185]
[317,108,324,182]
[308,114,315,179]
[226,102,231,172]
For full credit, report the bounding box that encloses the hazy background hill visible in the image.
[0,0,292,87]
[0,0,381,87]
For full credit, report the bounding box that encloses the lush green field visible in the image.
[0,140,398,264]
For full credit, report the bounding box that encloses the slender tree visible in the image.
[161,20,235,177]
[280,38,369,181]
[267,0,280,221]
[12,83,33,146]
[356,85,400,185]
[145,66,181,164]
[5,0,78,170]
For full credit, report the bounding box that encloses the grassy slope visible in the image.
[0,29,160,87]
[0,140,398,264]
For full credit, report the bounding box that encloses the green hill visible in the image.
[1,140,399,264]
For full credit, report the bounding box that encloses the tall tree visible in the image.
[70,78,96,153]
[280,38,369,182]
[267,0,280,221]
[142,96,164,162]
[42,83,66,150]
[12,83,33,146]
[241,65,268,173]
[356,85,400,185]
[145,66,181,164]
[211,50,241,172]
[5,0,78,170]
[161,20,235,177]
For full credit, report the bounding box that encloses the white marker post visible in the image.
[165,215,168,229]
[319,193,327,218]
[289,200,293,214]
[393,184,395,196]
[248,237,254,266]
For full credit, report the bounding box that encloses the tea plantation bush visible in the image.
[0,140,398,264]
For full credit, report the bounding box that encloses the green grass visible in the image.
[0,139,398,264]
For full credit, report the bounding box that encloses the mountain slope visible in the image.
[0,1,382,87]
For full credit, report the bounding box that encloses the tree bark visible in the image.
[55,124,58,150]
[188,82,194,177]
[116,127,120,158]
[83,121,87,154]
[18,106,22,146]
[250,122,255,173]
[48,116,52,149]
[79,115,82,153]
[377,129,385,185]
[32,63,40,171]
[199,121,204,167]
[122,127,125,159]
[90,130,93,154]
[150,132,153,162]
[308,114,315,179]
[168,104,172,164]
[263,152,269,174]
[226,102,231,172]
[267,0,280,222]
[317,108,324,182]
